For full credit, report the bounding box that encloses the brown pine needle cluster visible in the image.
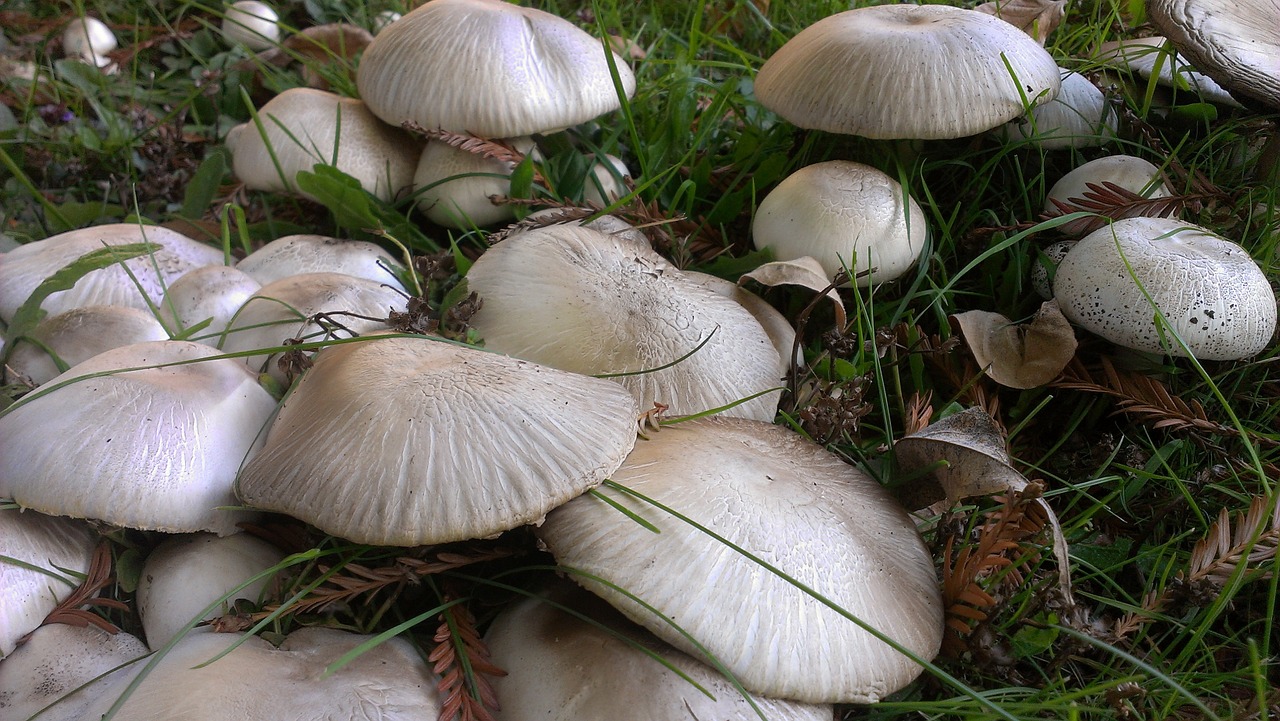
[1042,180,1215,236]
[430,602,506,721]
[41,541,130,634]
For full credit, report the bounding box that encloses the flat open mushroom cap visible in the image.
[1148,0,1280,108]
[1053,217,1277,359]
[1093,37,1242,106]
[0,341,278,535]
[754,4,1061,139]
[467,223,785,421]
[356,0,636,137]
[236,335,639,546]
[537,417,943,704]
[0,508,96,657]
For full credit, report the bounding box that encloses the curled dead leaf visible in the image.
[953,300,1077,390]
[739,256,846,329]
[894,407,1027,510]
[974,0,1067,44]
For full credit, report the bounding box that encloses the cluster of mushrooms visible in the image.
[2,0,1278,718]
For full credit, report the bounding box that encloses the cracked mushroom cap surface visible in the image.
[1147,0,1280,109]
[236,334,639,546]
[537,417,943,704]
[0,341,278,535]
[466,223,785,421]
[1053,217,1277,359]
[356,0,636,137]
[754,4,1061,139]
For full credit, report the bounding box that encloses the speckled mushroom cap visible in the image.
[3,304,170,386]
[235,234,406,288]
[236,334,639,546]
[226,88,418,202]
[0,624,148,721]
[537,417,943,704]
[0,341,278,535]
[752,160,929,284]
[485,585,834,721]
[1148,0,1280,109]
[0,224,222,324]
[1053,217,1277,359]
[0,508,96,657]
[466,223,785,421]
[1094,37,1242,106]
[754,4,1061,139]
[356,0,636,137]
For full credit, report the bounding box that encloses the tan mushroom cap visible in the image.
[159,264,262,342]
[1053,217,1277,359]
[356,0,637,138]
[1148,0,1279,109]
[226,88,418,202]
[537,417,943,704]
[754,4,1061,139]
[236,334,639,546]
[0,508,96,657]
[0,341,278,535]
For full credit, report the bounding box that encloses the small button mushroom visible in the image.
[61,17,116,69]
[221,0,280,51]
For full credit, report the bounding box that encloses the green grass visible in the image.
[1,0,1278,718]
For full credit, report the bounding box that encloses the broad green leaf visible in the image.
[180,150,228,220]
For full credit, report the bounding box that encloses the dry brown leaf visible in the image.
[974,0,1067,44]
[740,257,846,328]
[953,300,1078,390]
[606,34,646,60]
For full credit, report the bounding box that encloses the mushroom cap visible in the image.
[136,532,285,648]
[235,234,406,289]
[236,334,639,546]
[0,341,278,535]
[0,224,223,324]
[159,265,263,342]
[356,0,637,137]
[0,624,148,721]
[1148,0,1280,108]
[226,88,418,202]
[486,585,834,721]
[684,270,799,372]
[62,17,117,60]
[466,223,785,421]
[412,136,537,228]
[537,417,943,704]
[1094,36,1242,106]
[221,0,280,51]
[752,160,929,284]
[754,4,1061,139]
[998,69,1119,149]
[1043,154,1172,215]
[0,508,96,657]
[4,304,170,386]
[1053,217,1277,359]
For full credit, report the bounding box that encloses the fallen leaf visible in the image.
[974,0,1067,44]
[953,300,1077,389]
[894,406,1027,509]
[739,256,846,329]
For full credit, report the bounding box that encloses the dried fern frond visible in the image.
[431,600,506,721]
[1042,180,1212,236]
[42,541,130,634]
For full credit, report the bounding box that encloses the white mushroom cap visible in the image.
[582,153,631,206]
[3,305,170,386]
[235,234,406,289]
[752,160,929,285]
[1053,217,1277,359]
[0,508,96,657]
[754,4,1061,139]
[1094,37,1242,106]
[1043,155,1172,215]
[998,69,1119,149]
[486,585,834,721]
[0,624,148,721]
[684,270,798,372]
[226,88,418,202]
[537,417,944,704]
[136,532,285,649]
[0,341,278,535]
[356,0,637,137]
[236,334,640,546]
[221,0,280,51]
[0,224,223,324]
[1149,0,1280,108]
[61,17,117,68]
[466,223,785,421]
[1031,240,1077,299]
[413,136,537,228]
[159,265,263,343]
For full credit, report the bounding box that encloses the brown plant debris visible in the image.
[974,0,1067,44]
[1112,493,1280,643]
[401,125,546,187]
[41,541,129,634]
[431,600,506,721]
[1042,180,1216,236]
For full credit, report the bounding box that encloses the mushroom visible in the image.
[1093,37,1242,107]
[3,304,170,386]
[0,508,96,657]
[356,0,637,138]
[226,88,418,202]
[221,0,280,51]
[0,341,279,535]
[235,334,639,546]
[997,68,1118,149]
[1148,0,1279,109]
[466,222,786,421]
[1031,239,1077,299]
[754,4,1061,139]
[582,153,631,206]
[537,417,943,704]
[412,136,538,228]
[158,265,262,342]
[1043,154,1172,217]
[61,17,116,69]
[0,624,149,721]
[1052,216,1277,359]
[235,234,406,289]
[752,160,929,284]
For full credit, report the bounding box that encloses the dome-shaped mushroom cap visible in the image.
[1044,155,1172,215]
[356,0,636,137]
[413,136,537,229]
[0,224,223,324]
[1053,217,1277,359]
[754,4,1061,139]
[537,417,944,704]
[0,508,96,657]
[1148,0,1280,108]
[221,0,280,51]
[236,234,406,288]
[3,304,170,386]
[752,160,929,284]
[486,585,834,721]
[0,341,278,535]
[226,88,418,203]
[159,265,262,342]
[236,335,639,546]
[0,624,148,721]
[467,223,785,421]
[998,69,1118,149]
